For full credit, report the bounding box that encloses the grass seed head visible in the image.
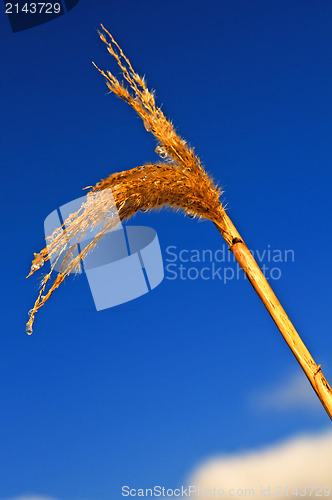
[26,25,227,334]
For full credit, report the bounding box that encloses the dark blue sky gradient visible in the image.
[1,1,332,499]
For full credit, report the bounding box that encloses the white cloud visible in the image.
[249,371,321,412]
[188,430,332,498]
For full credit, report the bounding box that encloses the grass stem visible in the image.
[215,213,332,420]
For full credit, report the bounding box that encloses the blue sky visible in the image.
[1,1,332,499]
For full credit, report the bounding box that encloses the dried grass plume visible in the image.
[26,25,227,335]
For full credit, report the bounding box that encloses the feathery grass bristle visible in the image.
[26,25,227,334]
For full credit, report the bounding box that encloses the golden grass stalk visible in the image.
[26,25,332,419]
